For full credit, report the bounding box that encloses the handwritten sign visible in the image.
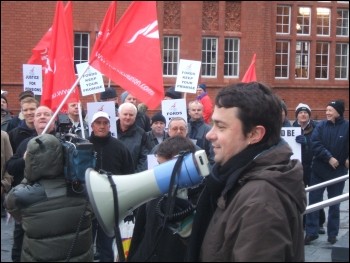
[22,64,42,95]
[175,59,201,94]
[76,62,105,96]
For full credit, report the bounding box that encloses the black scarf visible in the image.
[185,142,269,261]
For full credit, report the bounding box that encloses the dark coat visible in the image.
[117,120,149,172]
[311,117,349,180]
[5,134,94,262]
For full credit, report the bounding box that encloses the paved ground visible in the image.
[1,180,348,262]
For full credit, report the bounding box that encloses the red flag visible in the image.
[27,2,72,70]
[41,1,79,112]
[90,1,116,58]
[90,1,164,110]
[241,53,257,83]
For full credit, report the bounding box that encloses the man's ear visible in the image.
[249,125,266,144]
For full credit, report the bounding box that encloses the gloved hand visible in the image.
[295,135,307,145]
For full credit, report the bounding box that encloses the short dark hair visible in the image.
[215,82,282,146]
[156,135,196,160]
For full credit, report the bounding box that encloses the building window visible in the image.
[316,8,331,36]
[297,7,311,35]
[275,41,290,78]
[335,43,349,79]
[224,38,240,77]
[295,41,310,79]
[163,36,179,77]
[315,42,329,79]
[276,6,291,34]
[201,37,217,77]
[74,32,89,73]
[336,9,349,36]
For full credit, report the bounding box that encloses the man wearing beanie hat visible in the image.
[293,103,326,234]
[305,99,349,245]
[164,86,182,100]
[327,100,345,117]
[196,84,213,124]
[146,111,167,150]
[100,87,119,117]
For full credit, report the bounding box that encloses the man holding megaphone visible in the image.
[127,136,203,262]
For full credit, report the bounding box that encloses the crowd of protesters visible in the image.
[1,83,348,262]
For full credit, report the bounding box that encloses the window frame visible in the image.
[74,32,90,74]
[224,38,240,78]
[163,36,180,77]
[201,37,218,78]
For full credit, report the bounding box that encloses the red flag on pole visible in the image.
[90,1,116,58]
[27,1,72,69]
[90,1,164,110]
[41,1,79,112]
[241,53,257,83]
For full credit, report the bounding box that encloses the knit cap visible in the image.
[328,100,345,117]
[151,112,166,125]
[295,103,311,117]
[121,91,129,103]
[198,84,206,91]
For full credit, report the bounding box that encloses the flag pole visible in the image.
[42,63,91,134]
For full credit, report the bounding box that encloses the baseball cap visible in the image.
[91,111,110,124]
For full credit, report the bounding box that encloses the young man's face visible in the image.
[206,106,250,165]
[22,102,37,125]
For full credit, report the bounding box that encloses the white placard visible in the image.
[87,101,117,138]
[175,59,201,94]
[22,64,42,95]
[76,62,105,96]
[161,98,187,128]
[281,127,302,161]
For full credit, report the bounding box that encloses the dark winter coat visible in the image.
[8,120,36,153]
[89,132,135,175]
[311,117,349,180]
[5,134,94,262]
[117,120,149,172]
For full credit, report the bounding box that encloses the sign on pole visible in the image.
[161,98,187,128]
[175,59,201,94]
[76,62,105,96]
[22,64,42,95]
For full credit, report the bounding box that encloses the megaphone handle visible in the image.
[106,174,126,262]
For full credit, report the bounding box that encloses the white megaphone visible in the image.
[85,150,210,237]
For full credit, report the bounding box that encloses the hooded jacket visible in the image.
[5,134,93,262]
[187,140,306,262]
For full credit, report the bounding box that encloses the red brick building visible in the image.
[1,1,349,119]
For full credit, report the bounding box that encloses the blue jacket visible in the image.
[311,117,349,179]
